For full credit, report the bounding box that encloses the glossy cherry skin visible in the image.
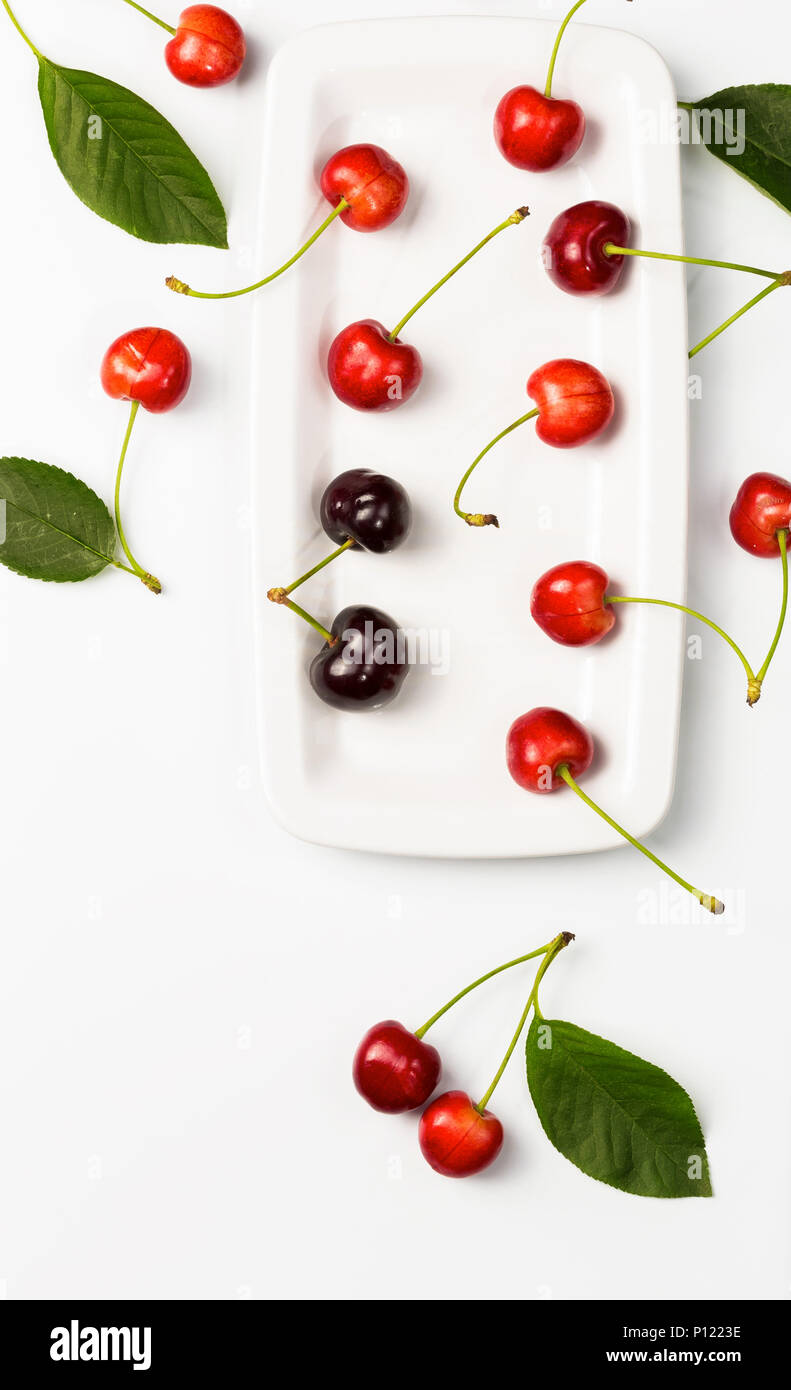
[320,144,409,232]
[531,561,615,646]
[353,1021,441,1113]
[327,320,423,413]
[543,201,630,297]
[164,6,246,87]
[309,604,410,711]
[419,1091,504,1178]
[506,707,594,793]
[494,86,585,172]
[100,327,192,413]
[320,469,412,554]
[729,472,791,557]
[528,358,614,448]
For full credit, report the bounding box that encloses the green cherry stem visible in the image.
[545,2,634,98]
[688,276,789,360]
[454,408,539,527]
[604,244,782,281]
[267,537,355,603]
[388,206,529,343]
[1,0,42,55]
[267,591,336,646]
[754,528,789,691]
[167,199,350,300]
[121,0,175,34]
[606,595,756,693]
[113,402,162,595]
[476,932,574,1113]
[557,765,724,914]
[414,939,558,1039]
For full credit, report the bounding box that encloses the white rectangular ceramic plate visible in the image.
[251,16,688,858]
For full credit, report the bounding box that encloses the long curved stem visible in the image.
[1,0,42,56]
[167,200,349,300]
[121,0,175,34]
[557,765,724,914]
[476,932,573,1113]
[414,940,557,1039]
[754,528,789,691]
[604,245,781,281]
[545,0,588,97]
[606,595,755,688]
[689,278,787,360]
[267,538,355,605]
[454,408,539,528]
[388,207,529,342]
[113,402,161,595]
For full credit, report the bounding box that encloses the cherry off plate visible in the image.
[250,16,688,858]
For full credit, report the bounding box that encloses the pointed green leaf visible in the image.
[526,1017,712,1198]
[36,59,228,247]
[0,457,116,582]
[687,85,791,216]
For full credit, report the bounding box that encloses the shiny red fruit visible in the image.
[531,561,615,646]
[506,707,594,793]
[729,472,791,557]
[100,328,192,413]
[327,319,423,412]
[320,144,409,232]
[419,1091,503,1178]
[353,1021,441,1114]
[528,358,614,448]
[543,200,630,296]
[494,85,585,172]
[165,6,246,87]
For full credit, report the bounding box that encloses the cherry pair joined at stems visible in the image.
[354,932,573,1178]
[122,3,246,87]
[543,200,791,356]
[506,708,724,915]
[167,144,409,298]
[454,358,615,528]
[531,486,790,706]
[101,326,192,594]
[267,469,412,710]
[327,207,530,413]
[495,1,633,174]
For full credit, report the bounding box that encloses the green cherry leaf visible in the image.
[685,85,791,216]
[36,60,228,248]
[526,1017,712,1199]
[0,457,117,582]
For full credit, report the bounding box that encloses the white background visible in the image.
[0,0,788,1301]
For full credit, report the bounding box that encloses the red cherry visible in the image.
[494,85,584,172]
[418,1091,503,1178]
[531,561,615,646]
[543,201,630,296]
[528,358,614,447]
[164,6,246,88]
[729,472,791,557]
[100,328,192,413]
[327,319,423,412]
[506,707,594,793]
[320,144,409,233]
[353,1021,441,1114]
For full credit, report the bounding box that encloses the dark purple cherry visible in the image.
[309,604,410,711]
[320,469,412,554]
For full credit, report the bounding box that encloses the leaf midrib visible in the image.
[43,57,222,243]
[5,492,115,567]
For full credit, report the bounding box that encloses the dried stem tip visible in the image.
[166,276,190,295]
[267,586,289,604]
[510,206,530,224]
[464,512,499,529]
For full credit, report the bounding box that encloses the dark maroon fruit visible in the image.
[309,604,410,711]
[320,468,412,554]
